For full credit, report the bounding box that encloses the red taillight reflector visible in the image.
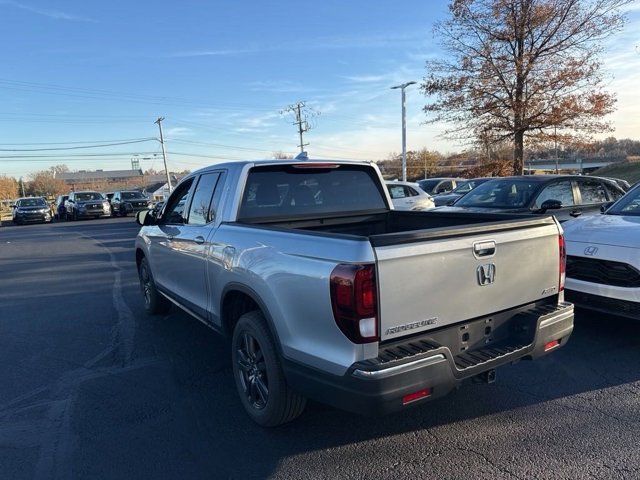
[559,234,567,292]
[402,388,432,405]
[544,339,560,352]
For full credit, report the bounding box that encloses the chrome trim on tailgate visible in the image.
[352,353,446,379]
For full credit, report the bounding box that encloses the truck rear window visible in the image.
[238,164,387,221]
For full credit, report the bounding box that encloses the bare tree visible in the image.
[0,176,18,201]
[422,0,631,174]
[27,170,67,197]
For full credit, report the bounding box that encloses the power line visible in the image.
[0,137,158,146]
[0,138,156,152]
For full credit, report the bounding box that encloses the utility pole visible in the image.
[155,117,172,193]
[19,177,25,197]
[281,101,319,154]
[391,81,417,182]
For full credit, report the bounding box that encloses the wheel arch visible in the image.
[221,283,283,354]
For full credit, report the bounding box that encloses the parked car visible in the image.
[54,195,69,221]
[433,178,492,206]
[417,177,462,195]
[563,183,640,319]
[12,197,52,224]
[385,181,434,211]
[110,190,151,216]
[438,175,625,222]
[65,191,111,220]
[135,158,573,426]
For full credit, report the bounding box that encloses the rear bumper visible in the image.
[284,302,573,415]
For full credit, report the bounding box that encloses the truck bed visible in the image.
[240,210,557,245]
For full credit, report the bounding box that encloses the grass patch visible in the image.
[594,158,640,184]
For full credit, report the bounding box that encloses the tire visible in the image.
[232,311,306,427]
[138,257,171,315]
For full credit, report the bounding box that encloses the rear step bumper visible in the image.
[283,302,573,416]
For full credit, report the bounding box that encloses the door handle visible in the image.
[473,240,496,258]
[570,210,582,218]
[194,236,205,245]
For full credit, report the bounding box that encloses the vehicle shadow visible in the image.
[70,301,640,479]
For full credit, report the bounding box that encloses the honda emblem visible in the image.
[477,264,496,286]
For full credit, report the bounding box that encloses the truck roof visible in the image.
[189,158,374,177]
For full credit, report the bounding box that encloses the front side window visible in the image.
[188,173,221,225]
[161,179,194,224]
[577,180,607,205]
[534,181,575,209]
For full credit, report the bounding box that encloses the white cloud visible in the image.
[0,0,94,22]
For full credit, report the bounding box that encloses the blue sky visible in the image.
[0,0,639,177]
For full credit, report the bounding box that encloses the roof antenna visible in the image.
[294,151,308,160]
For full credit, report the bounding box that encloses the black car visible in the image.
[65,191,111,220]
[433,177,492,206]
[416,178,463,195]
[110,190,151,216]
[437,175,626,222]
[54,195,69,221]
[12,197,52,224]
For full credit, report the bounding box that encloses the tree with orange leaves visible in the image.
[422,0,631,175]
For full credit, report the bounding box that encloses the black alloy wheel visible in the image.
[236,332,269,410]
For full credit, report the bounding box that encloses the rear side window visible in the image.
[388,185,407,199]
[188,172,221,225]
[238,164,387,221]
[578,180,608,205]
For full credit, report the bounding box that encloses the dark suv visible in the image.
[65,191,111,220]
[12,197,52,224]
[110,190,150,216]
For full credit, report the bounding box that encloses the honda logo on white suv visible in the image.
[477,264,496,286]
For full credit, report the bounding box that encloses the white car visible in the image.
[563,184,640,319]
[386,181,435,211]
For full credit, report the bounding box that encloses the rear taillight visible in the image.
[559,234,566,292]
[330,264,378,344]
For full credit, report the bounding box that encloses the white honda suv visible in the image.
[563,184,640,319]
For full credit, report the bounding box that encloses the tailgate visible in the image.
[374,221,561,342]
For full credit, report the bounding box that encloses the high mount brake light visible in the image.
[291,163,340,169]
[330,264,378,344]
[559,234,566,292]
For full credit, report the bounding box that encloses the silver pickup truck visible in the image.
[135,159,574,426]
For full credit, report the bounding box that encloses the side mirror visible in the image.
[539,199,563,212]
[600,201,614,213]
[10,204,15,208]
[136,209,156,226]
[446,199,456,206]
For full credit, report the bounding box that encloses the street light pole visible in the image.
[391,81,417,182]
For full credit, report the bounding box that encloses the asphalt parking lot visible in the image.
[1,217,639,480]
